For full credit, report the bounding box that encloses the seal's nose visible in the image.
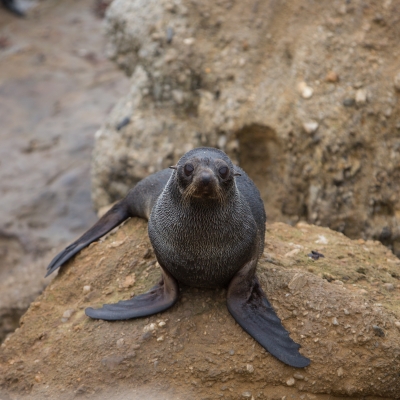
[200,172,212,185]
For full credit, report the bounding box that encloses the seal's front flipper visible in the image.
[85,268,179,320]
[45,201,131,277]
[227,262,310,368]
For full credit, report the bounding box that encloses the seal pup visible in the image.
[46,147,310,368]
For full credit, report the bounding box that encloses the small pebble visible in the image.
[332,317,339,326]
[35,375,42,383]
[372,325,385,337]
[383,283,394,291]
[355,88,367,105]
[116,116,130,131]
[143,323,156,332]
[344,309,350,315]
[63,309,74,318]
[62,309,75,322]
[246,364,254,373]
[293,372,304,380]
[343,98,355,107]
[158,321,166,327]
[325,71,339,82]
[303,121,319,134]
[116,338,125,347]
[298,82,313,99]
[394,321,400,329]
[337,367,344,377]
[359,289,368,295]
[82,285,91,294]
[166,27,174,43]
[242,392,252,398]
[286,377,295,386]
[183,37,195,45]
[172,90,184,105]
[157,335,164,342]
[308,250,325,260]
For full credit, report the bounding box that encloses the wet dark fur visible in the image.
[149,148,264,288]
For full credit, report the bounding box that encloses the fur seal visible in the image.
[46,147,310,368]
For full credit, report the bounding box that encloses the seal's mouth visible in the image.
[183,171,223,202]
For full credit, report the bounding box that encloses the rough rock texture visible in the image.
[91,0,400,256]
[1,219,400,399]
[0,0,128,342]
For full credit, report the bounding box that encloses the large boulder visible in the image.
[91,0,400,256]
[1,219,400,399]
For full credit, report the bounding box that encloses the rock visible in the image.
[355,88,367,105]
[92,0,400,257]
[383,283,394,291]
[394,72,400,91]
[82,285,91,294]
[286,377,295,386]
[1,220,400,399]
[325,71,339,83]
[0,0,128,344]
[61,309,75,322]
[298,82,314,99]
[342,98,355,107]
[246,364,254,373]
[303,121,319,134]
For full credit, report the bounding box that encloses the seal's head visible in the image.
[170,147,239,203]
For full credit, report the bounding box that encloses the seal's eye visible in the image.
[184,163,194,176]
[219,166,229,179]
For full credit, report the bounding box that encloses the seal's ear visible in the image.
[234,173,241,176]
[169,165,177,170]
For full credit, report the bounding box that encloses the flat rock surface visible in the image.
[1,219,400,399]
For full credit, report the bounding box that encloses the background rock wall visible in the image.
[92,0,400,255]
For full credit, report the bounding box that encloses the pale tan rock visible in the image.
[1,220,400,399]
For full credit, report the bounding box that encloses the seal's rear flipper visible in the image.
[227,263,310,368]
[85,269,179,320]
[45,201,131,277]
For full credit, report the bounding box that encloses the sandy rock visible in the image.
[394,72,400,91]
[90,0,400,258]
[1,219,400,399]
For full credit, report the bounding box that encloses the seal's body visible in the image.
[149,150,262,288]
[46,147,310,368]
